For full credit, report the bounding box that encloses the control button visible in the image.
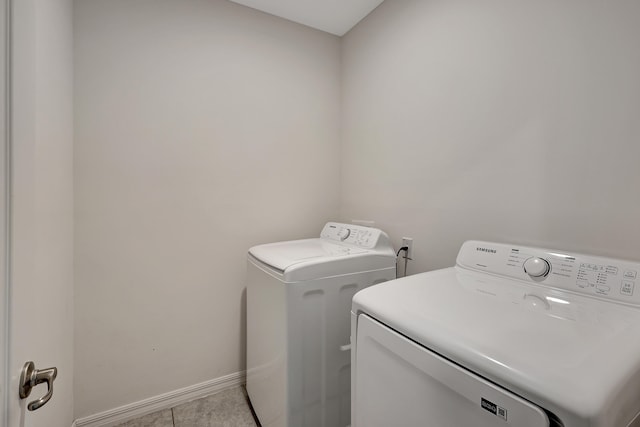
[621,281,635,296]
[523,257,551,278]
[624,270,637,279]
[337,228,351,241]
[596,284,610,294]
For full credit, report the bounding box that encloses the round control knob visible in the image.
[337,228,351,241]
[523,257,550,278]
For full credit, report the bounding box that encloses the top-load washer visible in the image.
[351,240,640,427]
[247,222,396,427]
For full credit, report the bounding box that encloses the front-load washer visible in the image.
[352,240,640,427]
[247,222,396,427]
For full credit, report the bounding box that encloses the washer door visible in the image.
[353,314,550,427]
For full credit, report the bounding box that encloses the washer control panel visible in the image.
[320,222,387,250]
[457,240,640,306]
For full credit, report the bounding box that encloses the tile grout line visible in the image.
[113,386,257,426]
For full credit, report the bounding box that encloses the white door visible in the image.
[3,0,74,426]
[1,0,8,424]
[353,314,550,427]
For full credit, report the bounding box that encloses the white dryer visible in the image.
[247,222,396,427]
[351,240,640,427]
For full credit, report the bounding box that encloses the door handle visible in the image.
[19,361,58,411]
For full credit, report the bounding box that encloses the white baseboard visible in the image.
[74,370,246,427]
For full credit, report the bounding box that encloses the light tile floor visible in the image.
[114,387,259,427]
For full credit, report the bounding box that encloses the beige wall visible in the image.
[9,0,74,425]
[341,0,640,273]
[73,0,341,417]
[74,0,640,420]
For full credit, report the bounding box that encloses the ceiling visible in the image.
[227,0,385,36]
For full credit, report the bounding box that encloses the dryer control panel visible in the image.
[321,222,390,250]
[457,240,640,306]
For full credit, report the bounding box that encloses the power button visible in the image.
[621,281,635,296]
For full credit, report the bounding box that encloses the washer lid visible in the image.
[249,238,368,272]
[248,238,395,281]
[353,267,640,427]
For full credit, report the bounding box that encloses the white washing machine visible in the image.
[247,222,396,427]
[351,240,640,427]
